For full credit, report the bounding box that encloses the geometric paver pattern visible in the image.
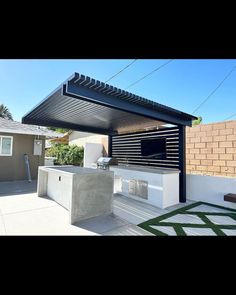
[182,227,216,236]
[221,229,236,236]
[138,202,236,236]
[205,215,236,225]
[187,204,233,214]
[160,214,205,225]
[150,225,177,236]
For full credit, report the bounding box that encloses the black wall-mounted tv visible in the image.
[141,137,166,159]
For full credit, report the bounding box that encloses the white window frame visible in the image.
[0,135,13,156]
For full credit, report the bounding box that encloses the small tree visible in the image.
[46,143,84,166]
[192,116,202,126]
[0,104,13,120]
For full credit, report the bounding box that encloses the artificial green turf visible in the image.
[138,201,236,236]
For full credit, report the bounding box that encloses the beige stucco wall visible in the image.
[0,132,45,181]
[69,131,108,156]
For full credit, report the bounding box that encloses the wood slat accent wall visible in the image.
[111,127,180,170]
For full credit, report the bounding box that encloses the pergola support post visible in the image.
[178,125,186,202]
[108,135,112,157]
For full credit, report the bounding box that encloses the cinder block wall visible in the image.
[186,120,236,177]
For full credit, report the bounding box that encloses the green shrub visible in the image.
[46,144,84,166]
[47,127,69,133]
[192,116,202,126]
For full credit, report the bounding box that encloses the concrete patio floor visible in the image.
[0,180,193,236]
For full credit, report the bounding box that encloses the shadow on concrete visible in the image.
[0,180,37,197]
[72,213,129,235]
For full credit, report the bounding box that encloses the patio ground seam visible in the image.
[1,204,60,216]
[114,204,152,221]
[101,214,137,234]
[101,223,132,234]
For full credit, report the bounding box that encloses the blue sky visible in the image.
[0,59,236,123]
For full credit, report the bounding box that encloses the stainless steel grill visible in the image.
[96,157,117,170]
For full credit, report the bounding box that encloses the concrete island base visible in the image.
[37,166,114,224]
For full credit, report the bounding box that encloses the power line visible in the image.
[192,65,236,115]
[224,113,236,121]
[104,59,138,83]
[125,59,174,90]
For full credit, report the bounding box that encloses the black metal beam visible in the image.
[64,83,193,127]
[178,125,186,202]
[23,118,114,135]
[112,126,179,137]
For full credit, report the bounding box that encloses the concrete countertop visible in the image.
[40,165,113,175]
[109,165,180,174]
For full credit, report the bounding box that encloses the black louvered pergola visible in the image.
[22,72,197,202]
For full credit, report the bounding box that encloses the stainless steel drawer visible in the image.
[128,179,148,199]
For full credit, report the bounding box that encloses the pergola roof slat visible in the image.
[22,72,197,135]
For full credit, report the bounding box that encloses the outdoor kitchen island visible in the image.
[110,165,180,209]
[37,166,114,224]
